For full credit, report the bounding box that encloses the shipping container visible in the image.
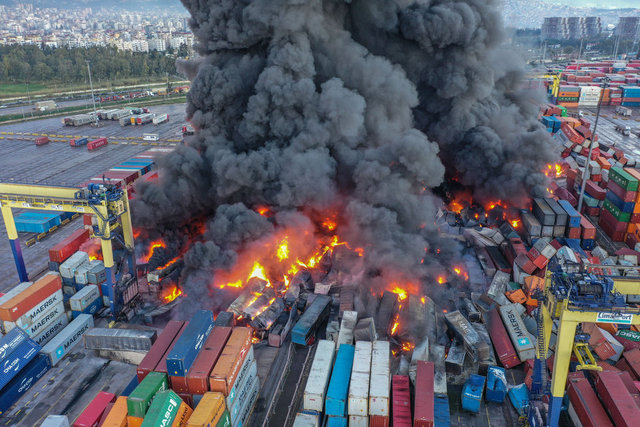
[70,138,89,147]
[414,361,434,427]
[461,375,485,413]
[18,300,64,339]
[87,138,108,151]
[69,285,100,312]
[127,371,169,418]
[0,329,40,390]
[73,391,116,427]
[71,296,102,318]
[567,375,612,427]
[369,341,390,418]
[232,373,259,427]
[41,314,94,366]
[326,344,355,417]
[444,311,490,361]
[186,326,232,395]
[303,339,335,412]
[101,395,128,427]
[167,310,214,377]
[185,392,226,427]
[83,328,156,353]
[293,412,320,427]
[595,370,640,426]
[0,353,50,414]
[208,327,252,396]
[326,417,347,426]
[225,346,255,412]
[348,341,372,416]
[485,366,507,403]
[35,136,49,146]
[141,390,182,427]
[336,311,357,348]
[49,229,90,264]
[171,400,193,427]
[32,309,69,346]
[434,395,450,427]
[0,272,62,322]
[41,415,70,427]
[292,295,331,346]
[498,304,536,361]
[2,288,63,334]
[59,253,89,281]
[228,360,257,423]
[155,323,189,377]
[391,375,411,427]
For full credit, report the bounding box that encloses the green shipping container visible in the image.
[141,390,182,427]
[217,410,231,427]
[604,199,631,223]
[559,106,568,117]
[127,371,168,418]
[507,282,521,291]
[609,167,639,192]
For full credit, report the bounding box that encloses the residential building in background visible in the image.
[615,16,640,40]
[541,17,602,40]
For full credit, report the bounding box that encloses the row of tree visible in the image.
[0,44,181,84]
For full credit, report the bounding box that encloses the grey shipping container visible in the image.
[40,415,70,427]
[42,314,94,366]
[498,304,536,361]
[521,212,541,237]
[32,310,69,347]
[532,198,555,226]
[83,328,157,352]
[544,198,568,226]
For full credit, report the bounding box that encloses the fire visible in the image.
[453,266,469,281]
[390,286,408,301]
[277,238,289,261]
[157,256,181,271]
[437,276,446,285]
[449,199,464,214]
[322,219,337,231]
[511,219,520,228]
[249,262,268,282]
[143,239,166,263]
[485,200,507,211]
[401,341,415,352]
[390,314,400,335]
[257,206,270,216]
[251,336,260,344]
[545,163,563,178]
[80,239,102,261]
[162,285,182,303]
[354,247,364,257]
[420,296,426,304]
[547,187,553,195]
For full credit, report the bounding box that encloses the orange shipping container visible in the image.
[596,156,611,170]
[186,392,226,427]
[171,401,193,427]
[127,416,143,427]
[208,327,252,395]
[0,272,62,321]
[505,289,527,304]
[102,396,128,427]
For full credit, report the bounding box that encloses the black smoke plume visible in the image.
[132,0,553,310]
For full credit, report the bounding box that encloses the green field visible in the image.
[0,83,49,96]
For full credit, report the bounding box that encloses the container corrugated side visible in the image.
[303,339,335,412]
[73,391,116,427]
[127,371,169,418]
[391,375,411,427]
[347,371,369,416]
[41,314,94,366]
[20,300,65,339]
[336,311,357,348]
[186,327,232,395]
[326,344,355,416]
[0,353,51,414]
[414,361,434,427]
[170,401,193,427]
[2,289,64,334]
[0,273,62,322]
[137,321,184,382]
[140,390,182,427]
[228,361,257,423]
[40,415,70,427]
[595,370,640,426]
[32,309,69,347]
[292,413,320,427]
[185,392,226,427]
[567,375,612,427]
[83,328,157,352]
[0,326,30,365]
[0,282,32,313]
[166,310,214,377]
[485,309,520,368]
[498,304,536,361]
[0,335,40,390]
[231,374,259,427]
[101,396,128,427]
[208,327,252,396]
[368,341,390,417]
[69,285,100,312]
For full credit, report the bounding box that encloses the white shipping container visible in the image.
[152,114,169,125]
[352,341,372,373]
[368,340,390,416]
[499,304,536,361]
[303,339,335,412]
[59,252,89,279]
[20,301,65,338]
[40,415,70,427]
[234,374,259,427]
[74,263,92,286]
[337,311,358,348]
[32,310,69,347]
[348,371,370,416]
[2,289,64,334]
[42,314,93,366]
[229,361,257,423]
[69,285,100,312]
[226,345,255,409]
[348,416,368,427]
[292,413,320,427]
[0,282,32,306]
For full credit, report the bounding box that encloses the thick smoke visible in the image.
[133,0,554,309]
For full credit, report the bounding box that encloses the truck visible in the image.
[143,133,159,141]
[616,124,631,136]
[616,106,632,117]
[34,100,56,112]
[153,114,169,125]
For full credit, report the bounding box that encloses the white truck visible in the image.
[34,100,56,112]
[616,106,632,117]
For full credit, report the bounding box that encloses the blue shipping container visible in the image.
[325,344,354,417]
[605,190,635,213]
[71,138,89,147]
[121,375,139,397]
[461,374,485,413]
[326,416,347,427]
[557,200,581,228]
[0,335,40,390]
[434,394,451,427]
[581,239,596,251]
[0,354,51,414]
[291,295,331,345]
[166,310,214,377]
[508,384,529,416]
[0,328,30,366]
[71,296,103,318]
[485,366,507,403]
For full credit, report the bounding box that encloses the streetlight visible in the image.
[577,76,610,213]
[86,60,98,126]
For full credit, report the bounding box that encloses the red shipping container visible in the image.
[96,402,114,426]
[567,376,613,427]
[485,309,521,368]
[515,253,536,275]
[73,391,116,427]
[531,254,549,270]
[170,376,189,393]
[623,348,640,379]
[581,217,597,240]
[562,123,585,144]
[566,227,581,239]
[103,170,139,185]
[595,370,640,426]
[370,415,390,427]
[616,358,639,382]
[607,180,637,203]
[187,327,232,395]
[414,361,434,427]
[137,321,185,382]
[177,393,193,408]
[585,180,607,200]
[626,234,639,251]
[87,138,108,151]
[49,228,91,263]
[592,174,602,182]
[209,327,252,395]
[600,209,628,233]
[83,214,93,226]
[155,322,190,376]
[0,273,62,321]
[392,376,412,427]
[575,125,592,139]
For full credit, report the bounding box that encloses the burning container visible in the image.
[369,340,390,426]
[127,371,168,418]
[137,321,184,382]
[166,310,214,377]
[0,353,50,414]
[42,314,94,366]
[185,326,232,394]
[498,304,536,361]
[83,328,157,352]
[186,392,228,426]
[291,295,331,345]
[0,328,40,390]
[73,391,116,427]
[325,343,355,419]
[303,339,335,413]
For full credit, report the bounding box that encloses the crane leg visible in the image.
[548,319,577,427]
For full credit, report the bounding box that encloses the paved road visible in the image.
[0,98,95,118]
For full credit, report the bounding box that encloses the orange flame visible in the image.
[437,276,446,285]
[449,200,464,214]
[511,219,521,228]
[401,341,415,352]
[453,266,469,281]
[162,285,182,302]
[354,247,364,257]
[420,296,426,304]
[391,314,400,335]
[322,219,337,231]
[390,286,408,301]
[256,206,270,216]
[144,239,166,263]
[545,163,563,178]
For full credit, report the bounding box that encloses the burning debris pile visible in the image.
[131,0,554,336]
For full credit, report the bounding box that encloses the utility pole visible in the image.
[86,60,98,126]
[578,38,584,61]
[577,77,609,213]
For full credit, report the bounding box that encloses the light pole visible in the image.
[577,76,609,213]
[86,60,98,126]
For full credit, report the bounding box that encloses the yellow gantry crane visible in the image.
[0,182,136,317]
[530,73,561,99]
[539,270,640,426]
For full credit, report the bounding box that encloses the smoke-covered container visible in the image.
[41,313,94,366]
[532,198,555,226]
[0,328,40,390]
[292,295,331,345]
[303,339,335,412]
[0,354,51,414]
[166,310,214,377]
[83,328,157,352]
